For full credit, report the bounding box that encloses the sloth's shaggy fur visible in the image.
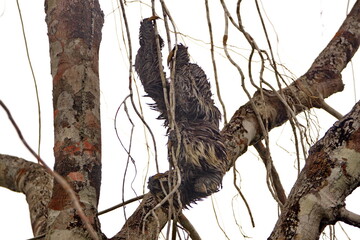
[135,18,227,206]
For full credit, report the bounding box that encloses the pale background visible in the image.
[0,0,359,239]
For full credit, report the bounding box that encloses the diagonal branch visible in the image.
[111,193,167,240]
[269,99,360,239]
[221,0,360,168]
[117,1,360,239]
[178,213,202,240]
[253,142,287,206]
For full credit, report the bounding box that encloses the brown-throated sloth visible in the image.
[135,18,227,206]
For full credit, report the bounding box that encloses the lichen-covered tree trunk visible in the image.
[44,0,104,238]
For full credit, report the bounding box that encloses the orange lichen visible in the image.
[54,109,59,118]
[68,172,85,182]
[332,30,343,39]
[63,144,81,155]
[83,140,97,153]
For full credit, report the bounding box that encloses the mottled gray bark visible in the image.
[269,100,360,239]
[0,154,52,236]
[222,0,360,167]
[44,0,104,239]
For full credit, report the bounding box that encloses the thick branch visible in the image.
[120,2,360,239]
[0,154,52,236]
[268,100,360,239]
[221,0,360,168]
[111,193,167,240]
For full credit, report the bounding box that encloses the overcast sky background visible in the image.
[0,0,359,239]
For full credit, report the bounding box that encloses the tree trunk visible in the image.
[44,0,104,238]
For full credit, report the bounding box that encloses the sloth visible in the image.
[135,18,227,206]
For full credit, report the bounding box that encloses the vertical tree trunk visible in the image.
[44,0,104,238]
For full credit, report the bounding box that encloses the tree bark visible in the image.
[111,193,168,240]
[0,154,52,236]
[222,0,360,167]
[44,0,104,238]
[0,1,359,240]
[268,100,360,239]
[118,1,360,239]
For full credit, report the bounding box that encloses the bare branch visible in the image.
[0,154,51,237]
[98,195,145,216]
[253,142,287,206]
[178,213,202,240]
[269,100,360,239]
[318,98,343,120]
[339,207,360,228]
[111,193,167,240]
[222,0,360,168]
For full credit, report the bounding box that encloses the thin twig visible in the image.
[231,195,250,238]
[211,196,231,240]
[97,194,145,216]
[16,0,41,157]
[114,95,136,162]
[253,141,287,206]
[159,1,185,234]
[117,0,160,177]
[232,165,255,227]
[204,0,228,124]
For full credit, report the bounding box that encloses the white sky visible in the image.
[0,0,359,239]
